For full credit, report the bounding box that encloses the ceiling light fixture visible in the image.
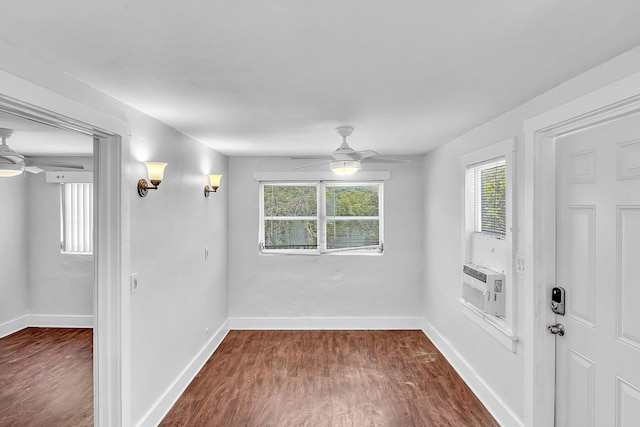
[0,129,25,177]
[330,160,361,176]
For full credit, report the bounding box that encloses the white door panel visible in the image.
[555,112,640,426]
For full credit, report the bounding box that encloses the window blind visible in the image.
[467,157,506,238]
[61,182,93,254]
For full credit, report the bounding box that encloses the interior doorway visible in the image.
[0,112,95,424]
[0,93,125,426]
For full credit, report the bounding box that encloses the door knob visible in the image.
[548,323,565,336]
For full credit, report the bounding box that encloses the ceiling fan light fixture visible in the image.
[0,161,25,177]
[330,160,361,176]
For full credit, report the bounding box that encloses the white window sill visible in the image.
[457,298,518,352]
[259,248,383,256]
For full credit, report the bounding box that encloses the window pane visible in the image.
[480,164,506,236]
[264,185,317,217]
[264,219,318,249]
[326,220,380,249]
[326,185,378,217]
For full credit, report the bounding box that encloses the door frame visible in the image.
[0,86,130,426]
[523,73,640,426]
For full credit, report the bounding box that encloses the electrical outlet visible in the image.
[130,273,139,294]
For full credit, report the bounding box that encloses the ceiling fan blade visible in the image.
[331,152,358,161]
[0,153,24,164]
[292,161,329,170]
[354,150,379,160]
[24,158,85,170]
[25,165,45,174]
[361,157,410,164]
[289,155,333,160]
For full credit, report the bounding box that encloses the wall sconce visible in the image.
[138,162,168,197]
[204,174,222,197]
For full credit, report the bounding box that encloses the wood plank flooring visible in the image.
[0,327,93,427]
[161,330,498,426]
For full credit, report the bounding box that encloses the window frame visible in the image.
[460,138,517,351]
[259,181,384,256]
[260,181,319,255]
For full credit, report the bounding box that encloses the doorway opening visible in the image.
[0,93,125,426]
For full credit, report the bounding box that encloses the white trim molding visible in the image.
[0,314,93,339]
[422,319,524,427]
[0,315,30,339]
[254,171,391,182]
[29,314,93,328]
[136,320,230,427]
[229,316,423,330]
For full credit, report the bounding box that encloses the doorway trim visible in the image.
[0,91,129,426]
[523,72,640,426]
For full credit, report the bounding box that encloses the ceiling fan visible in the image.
[291,126,408,175]
[0,128,85,177]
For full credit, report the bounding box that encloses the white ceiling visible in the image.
[2,1,640,156]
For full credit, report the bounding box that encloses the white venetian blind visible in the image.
[61,182,94,254]
[467,157,506,238]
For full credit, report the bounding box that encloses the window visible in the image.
[260,182,383,254]
[60,182,93,254]
[262,183,318,251]
[467,158,506,238]
[461,139,516,351]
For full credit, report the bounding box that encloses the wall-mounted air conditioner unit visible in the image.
[461,263,505,317]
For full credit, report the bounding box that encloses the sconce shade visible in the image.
[208,174,222,188]
[145,162,167,184]
[204,174,222,197]
[330,160,361,176]
[138,161,168,197]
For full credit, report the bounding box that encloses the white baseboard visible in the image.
[229,316,423,330]
[0,315,30,339]
[137,320,230,427]
[28,314,93,328]
[0,314,93,338]
[421,319,523,427]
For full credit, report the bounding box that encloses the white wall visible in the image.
[129,121,228,424]
[422,45,640,425]
[27,157,94,317]
[228,157,423,327]
[0,174,29,332]
[0,40,230,426]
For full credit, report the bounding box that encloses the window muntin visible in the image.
[468,158,506,239]
[60,182,93,254]
[260,182,383,254]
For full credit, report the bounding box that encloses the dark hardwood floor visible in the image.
[161,330,498,426]
[0,327,93,427]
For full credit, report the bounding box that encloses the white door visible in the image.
[554,112,640,426]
